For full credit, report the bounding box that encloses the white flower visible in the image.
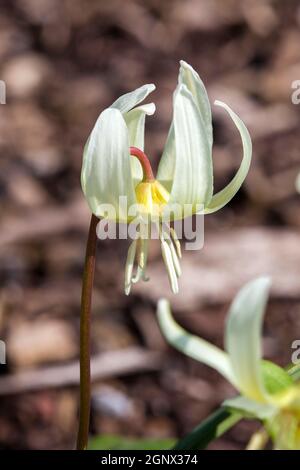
[81,61,252,295]
[157,277,300,449]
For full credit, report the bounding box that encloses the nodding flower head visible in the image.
[81,61,252,295]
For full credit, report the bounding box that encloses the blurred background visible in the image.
[0,0,300,450]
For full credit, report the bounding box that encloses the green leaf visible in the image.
[88,435,176,451]
[173,407,241,450]
[286,363,300,382]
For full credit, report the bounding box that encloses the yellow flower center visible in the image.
[130,146,170,216]
[135,180,170,215]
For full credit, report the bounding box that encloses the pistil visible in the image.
[130,146,154,182]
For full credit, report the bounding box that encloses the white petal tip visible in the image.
[146,102,156,115]
[249,276,272,291]
[179,59,190,69]
[148,83,156,92]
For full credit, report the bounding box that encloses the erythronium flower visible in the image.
[81,61,252,295]
[157,277,300,450]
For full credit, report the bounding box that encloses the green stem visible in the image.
[76,214,98,450]
[173,407,241,450]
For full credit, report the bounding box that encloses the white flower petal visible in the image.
[179,60,213,148]
[157,61,213,187]
[124,103,155,182]
[81,108,136,220]
[168,84,213,211]
[125,103,155,148]
[156,123,175,192]
[110,84,156,114]
[224,396,277,420]
[204,100,252,214]
[225,277,271,402]
[157,299,235,385]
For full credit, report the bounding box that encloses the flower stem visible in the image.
[130,146,154,182]
[76,214,98,450]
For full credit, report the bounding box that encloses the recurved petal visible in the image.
[81,108,136,220]
[225,277,271,402]
[110,84,156,114]
[157,299,235,385]
[179,60,213,148]
[124,103,156,182]
[168,84,213,211]
[204,100,252,214]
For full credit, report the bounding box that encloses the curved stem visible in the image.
[130,146,154,182]
[76,214,98,450]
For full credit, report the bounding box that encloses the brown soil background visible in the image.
[0,0,300,450]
